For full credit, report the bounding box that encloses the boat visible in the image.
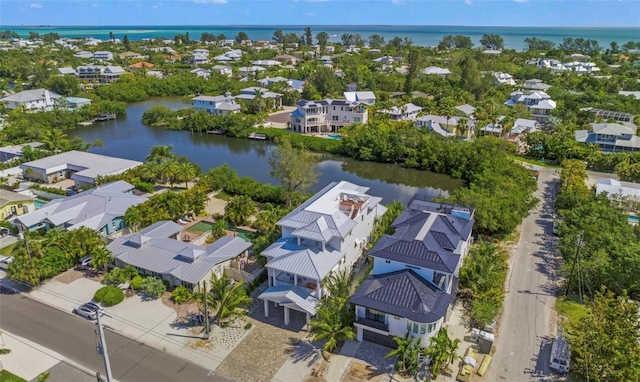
[248,132,267,140]
[96,113,116,121]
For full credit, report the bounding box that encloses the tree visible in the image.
[341,33,353,46]
[235,31,248,44]
[567,288,640,382]
[453,35,473,49]
[303,27,313,46]
[142,277,166,298]
[123,34,130,50]
[272,29,284,44]
[316,31,329,49]
[90,246,113,273]
[479,33,505,50]
[224,195,256,226]
[524,37,555,51]
[207,274,252,325]
[175,160,198,188]
[609,41,620,54]
[424,327,461,378]
[310,297,356,352]
[42,129,68,154]
[209,218,228,240]
[268,137,319,206]
[368,34,385,48]
[385,333,422,376]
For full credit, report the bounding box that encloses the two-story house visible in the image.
[259,181,386,326]
[380,103,423,121]
[290,99,368,134]
[575,122,640,152]
[350,198,474,348]
[192,93,241,115]
[93,51,114,61]
[0,89,60,111]
[505,90,556,124]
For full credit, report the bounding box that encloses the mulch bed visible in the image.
[53,268,103,284]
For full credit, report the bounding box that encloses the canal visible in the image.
[69,97,464,204]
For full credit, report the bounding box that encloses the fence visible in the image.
[224,267,256,283]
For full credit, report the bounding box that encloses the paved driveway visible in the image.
[489,168,564,381]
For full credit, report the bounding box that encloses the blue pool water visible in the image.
[628,215,639,223]
[327,134,342,140]
[34,199,46,209]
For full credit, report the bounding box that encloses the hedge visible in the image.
[94,286,125,306]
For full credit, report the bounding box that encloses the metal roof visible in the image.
[258,285,318,315]
[262,238,343,280]
[350,269,454,323]
[20,151,142,181]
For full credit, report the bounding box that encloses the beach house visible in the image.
[290,99,368,134]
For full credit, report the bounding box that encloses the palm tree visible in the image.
[42,129,68,154]
[457,117,469,138]
[123,206,143,232]
[158,159,180,188]
[440,102,456,134]
[310,298,356,352]
[224,195,256,226]
[207,274,252,325]
[385,333,422,376]
[424,327,461,378]
[146,145,175,164]
[90,246,113,273]
[209,218,228,241]
[138,162,158,183]
[7,252,41,285]
[175,161,198,189]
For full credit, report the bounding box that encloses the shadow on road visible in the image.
[524,335,565,382]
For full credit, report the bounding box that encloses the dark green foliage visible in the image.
[171,285,193,304]
[142,277,166,298]
[94,286,125,306]
[130,275,144,291]
[386,333,423,376]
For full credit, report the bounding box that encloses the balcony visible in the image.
[356,317,389,332]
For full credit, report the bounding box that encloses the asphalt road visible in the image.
[0,292,232,382]
[490,168,564,381]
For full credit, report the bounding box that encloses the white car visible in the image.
[0,256,13,270]
[73,302,104,320]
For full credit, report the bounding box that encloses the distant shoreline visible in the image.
[3,24,640,29]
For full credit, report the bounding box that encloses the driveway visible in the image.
[489,167,564,381]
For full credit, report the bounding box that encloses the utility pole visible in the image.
[564,234,584,297]
[95,313,113,382]
[202,280,209,339]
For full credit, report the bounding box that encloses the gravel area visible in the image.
[53,268,102,285]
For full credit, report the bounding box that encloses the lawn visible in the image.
[0,242,17,256]
[556,294,588,328]
[0,370,27,382]
[510,155,559,168]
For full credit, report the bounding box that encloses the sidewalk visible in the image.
[0,330,68,381]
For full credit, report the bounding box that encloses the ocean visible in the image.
[2,25,639,50]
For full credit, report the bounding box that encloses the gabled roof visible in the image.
[0,189,34,207]
[261,238,343,280]
[1,89,60,103]
[350,269,454,323]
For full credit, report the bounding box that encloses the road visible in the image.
[0,292,232,382]
[490,167,563,381]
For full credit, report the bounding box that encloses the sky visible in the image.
[0,0,639,28]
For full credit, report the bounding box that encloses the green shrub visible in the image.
[142,277,166,299]
[130,275,144,291]
[244,322,252,330]
[94,286,125,306]
[134,181,155,193]
[171,285,193,304]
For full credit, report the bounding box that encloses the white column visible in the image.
[284,306,290,326]
[306,313,311,329]
[356,326,363,342]
[264,299,269,317]
[317,280,322,299]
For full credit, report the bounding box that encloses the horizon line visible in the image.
[2,24,640,29]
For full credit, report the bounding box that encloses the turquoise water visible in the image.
[34,199,46,209]
[2,25,639,50]
[230,228,256,242]
[629,215,639,223]
[185,221,214,234]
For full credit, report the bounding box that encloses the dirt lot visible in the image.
[53,268,103,284]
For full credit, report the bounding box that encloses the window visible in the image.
[413,322,419,333]
[420,323,426,334]
[385,259,391,264]
[428,323,436,333]
[366,308,385,323]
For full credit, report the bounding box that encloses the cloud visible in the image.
[29,3,43,8]
[391,0,406,4]
[465,0,472,4]
[191,0,228,3]
[513,0,528,3]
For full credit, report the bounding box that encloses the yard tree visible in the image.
[272,29,284,44]
[316,31,329,50]
[90,246,113,273]
[341,33,353,46]
[368,34,385,48]
[567,288,640,382]
[268,137,319,206]
[206,274,252,325]
[235,31,248,44]
[224,195,256,226]
[303,27,313,46]
[424,328,461,378]
[386,334,422,376]
[310,297,356,352]
[479,33,505,50]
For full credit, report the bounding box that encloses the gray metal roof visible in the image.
[261,238,342,280]
[258,285,318,315]
[14,181,146,230]
[368,209,473,273]
[109,221,252,284]
[350,269,453,323]
[20,151,142,180]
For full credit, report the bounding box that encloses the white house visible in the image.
[239,66,266,77]
[291,99,368,133]
[505,90,557,124]
[192,93,241,115]
[74,51,93,59]
[344,91,376,105]
[494,72,516,86]
[211,65,233,77]
[415,115,473,138]
[252,60,281,67]
[93,51,114,61]
[259,181,386,326]
[0,89,60,111]
[351,198,474,347]
[380,103,423,121]
[422,66,451,78]
[190,68,211,78]
[575,122,640,153]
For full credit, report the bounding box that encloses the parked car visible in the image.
[0,256,13,270]
[73,302,104,320]
[0,228,10,237]
[78,255,92,269]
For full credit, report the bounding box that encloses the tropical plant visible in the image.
[385,333,423,376]
[206,274,252,325]
[424,327,461,378]
[224,195,256,226]
[176,160,198,188]
[310,297,356,352]
[103,265,138,286]
[146,145,175,164]
[94,286,125,306]
[41,129,67,154]
[142,277,166,299]
[268,137,319,206]
[171,285,194,304]
[130,275,144,291]
[90,246,113,273]
[209,218,228,241]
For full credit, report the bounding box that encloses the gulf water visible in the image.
[2,25,639,50]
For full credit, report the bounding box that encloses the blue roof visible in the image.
[291,109,304,118]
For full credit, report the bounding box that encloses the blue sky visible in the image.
[1,0,639,27]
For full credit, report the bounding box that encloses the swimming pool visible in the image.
[185,221,214,234]
[230,228,256,242]
[317,134,342,140]
[628,215,639,224]
[34,199,47,209]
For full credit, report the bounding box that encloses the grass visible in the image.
[510,155,559,168]
[0,370,27,382]
[0,242,17,256]
[214,191,232,201]
[556,294,588,328]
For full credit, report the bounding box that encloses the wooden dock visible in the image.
[96,113,117,121]
[77,119,96,126]
[248,132,267,140]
